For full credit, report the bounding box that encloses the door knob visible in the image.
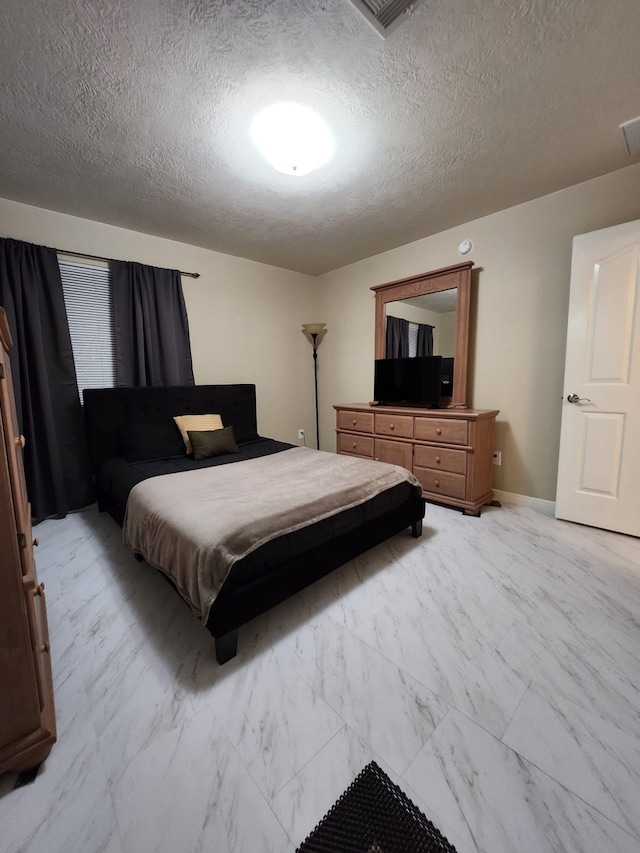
[567,394,591,403]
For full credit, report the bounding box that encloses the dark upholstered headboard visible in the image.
[83,384,259,473]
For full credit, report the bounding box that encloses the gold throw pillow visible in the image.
[173,414,223,454]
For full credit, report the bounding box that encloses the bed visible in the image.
[83,384,425,663]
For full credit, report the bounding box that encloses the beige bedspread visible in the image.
[122,447,420,623]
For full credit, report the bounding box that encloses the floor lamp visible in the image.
[302,323,326,449]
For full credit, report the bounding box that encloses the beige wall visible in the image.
[317,163,640,501]
[4,162,640,499]
[0,197,317,445]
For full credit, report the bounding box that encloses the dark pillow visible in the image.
[119,422,185,462]
[188,426,240,461]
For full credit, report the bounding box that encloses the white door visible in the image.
[556,219,640,536]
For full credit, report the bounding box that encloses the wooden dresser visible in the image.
[0,308,56,775]
[335,403,499,516]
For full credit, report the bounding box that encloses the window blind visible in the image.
[408,322,418,358]
[59,259,115,403]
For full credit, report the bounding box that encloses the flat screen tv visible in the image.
[440,357,454,397]
[374,356,442,407]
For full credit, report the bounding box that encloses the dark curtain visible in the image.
[0,238,94,522]
[416,323,434,357]
[112,261,194,386]
[385,316,409,358]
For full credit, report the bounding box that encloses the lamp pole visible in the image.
[301,323,326,451]
[311,332,320,450]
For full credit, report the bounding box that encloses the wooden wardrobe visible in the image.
[0,307,56,775]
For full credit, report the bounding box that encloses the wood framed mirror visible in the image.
[371,261,473,408]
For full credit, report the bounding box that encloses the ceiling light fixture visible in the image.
[251,103,334,176]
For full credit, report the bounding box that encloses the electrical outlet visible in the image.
[493,451,502,466]
[298,428,305,440]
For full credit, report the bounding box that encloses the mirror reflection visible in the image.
[385,289,457,359]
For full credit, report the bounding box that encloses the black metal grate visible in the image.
[296,761,458,853]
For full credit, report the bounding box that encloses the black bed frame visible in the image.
[84,384,424,663]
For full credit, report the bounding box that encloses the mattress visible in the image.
[98,438,419,592]
[123,448,421,621]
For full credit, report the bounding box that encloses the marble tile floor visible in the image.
[1,499,639,853]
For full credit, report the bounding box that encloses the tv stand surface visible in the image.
[334,403,499,516]
[371,400,440,409]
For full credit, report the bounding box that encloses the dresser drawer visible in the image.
[413,445,467,475]
[413,467,466,500]
[23,579,51,711]
[374,413,413,439]
[374,438,413,471]
[337,433,374,458]
[414,417,468,445]
[337,410,374,433]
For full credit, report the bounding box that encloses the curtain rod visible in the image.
[56,248,200,278]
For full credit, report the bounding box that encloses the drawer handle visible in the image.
[390,424,394,430]
[39,641,50,654]
[434,479,440,487]
[34,582,45,597]
[352,419,357,425]
[352,442,357,449]
[435,456,441,464]
[16,434,26,448]
[436,428,442,436]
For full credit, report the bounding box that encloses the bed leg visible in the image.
[215,630,239,664]
[411,519,423,538]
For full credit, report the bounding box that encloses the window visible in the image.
[59,258,115,403]
[407,322,418,358]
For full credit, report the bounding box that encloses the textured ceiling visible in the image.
[1,0,639,275]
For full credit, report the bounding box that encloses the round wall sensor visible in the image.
[457,239,473,255]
